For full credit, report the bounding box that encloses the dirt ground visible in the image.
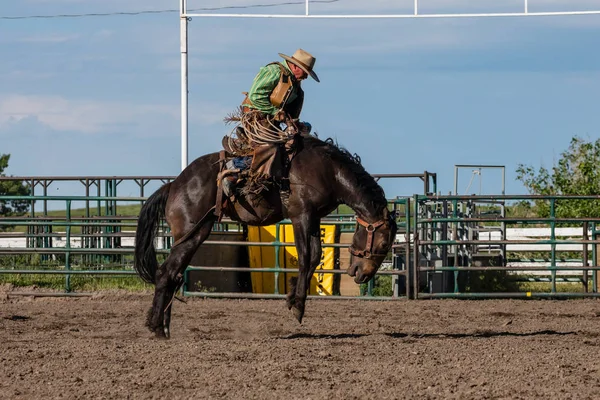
[2,287,600,400]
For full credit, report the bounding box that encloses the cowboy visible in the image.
[242,48,319,134]
[222,49,319,198]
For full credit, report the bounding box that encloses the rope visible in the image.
[225,110,296,153]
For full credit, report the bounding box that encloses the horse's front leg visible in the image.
[287,215,322,323]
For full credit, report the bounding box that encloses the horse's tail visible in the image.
[134,182,171,285]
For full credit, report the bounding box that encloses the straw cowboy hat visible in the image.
[278,49,320,82]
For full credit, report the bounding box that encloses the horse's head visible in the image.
[347,208,398,284]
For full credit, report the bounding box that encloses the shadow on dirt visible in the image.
[386,330,578,339]
[278,330,578,340]
[3,315,30,321]
[280,333,367,340]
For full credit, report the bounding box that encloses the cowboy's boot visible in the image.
[222,175,238,199]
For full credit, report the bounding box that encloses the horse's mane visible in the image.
[303,136,388,210]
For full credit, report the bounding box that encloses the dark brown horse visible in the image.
[134,136,397,338]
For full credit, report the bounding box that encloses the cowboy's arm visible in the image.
[247,64,280,115]
[285,87,304,119]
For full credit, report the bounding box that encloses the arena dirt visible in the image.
[2,287,600,399]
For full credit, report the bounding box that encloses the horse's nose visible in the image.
[354,260,379,283]
[346,263,358,277]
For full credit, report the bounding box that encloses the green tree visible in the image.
[516,136,600,218]
[0,154,31,228]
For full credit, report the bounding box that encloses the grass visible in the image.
[6,203,144,234]
[0,274,152,292]
[29,203,143,218]
[2,274,589,295]
[515,280,589,293]
[0,252,163,292]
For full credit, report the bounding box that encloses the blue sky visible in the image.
[1,0,599,199]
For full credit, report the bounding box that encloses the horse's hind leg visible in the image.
[154,267,184,339]
[146,242,194,338]
[147,219,215,338]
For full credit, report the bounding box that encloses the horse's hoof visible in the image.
[150,325,168,339]
[292,306,304,324]
[154,330,169,340]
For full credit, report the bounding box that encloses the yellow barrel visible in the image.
[247,224,337,295]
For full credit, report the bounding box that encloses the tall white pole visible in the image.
[180,0,189,171]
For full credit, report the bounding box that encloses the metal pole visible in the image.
[412,194,420,299]
[454,165,458,194]
[274,223,281,295]
[593,223,598,293]
[65,199,72,292]
[180,0,189,171]
[405,197,412,299]
[583,222,589,293]
[550,198,557,293]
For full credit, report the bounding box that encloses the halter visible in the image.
[348,216,390,260]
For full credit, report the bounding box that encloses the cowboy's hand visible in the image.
[274,110,287,122]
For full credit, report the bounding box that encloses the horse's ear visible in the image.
[382,207,389,219]
[386,208,398,222]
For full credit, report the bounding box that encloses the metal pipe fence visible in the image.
[2,191,600,299]
[0,194,386,295]
[410,194,600,298]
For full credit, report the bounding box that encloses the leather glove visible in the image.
[274,110,287,122]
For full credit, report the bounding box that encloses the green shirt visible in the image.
[247,62,300,116]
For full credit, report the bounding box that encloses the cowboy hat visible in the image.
[278,49,320,82]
